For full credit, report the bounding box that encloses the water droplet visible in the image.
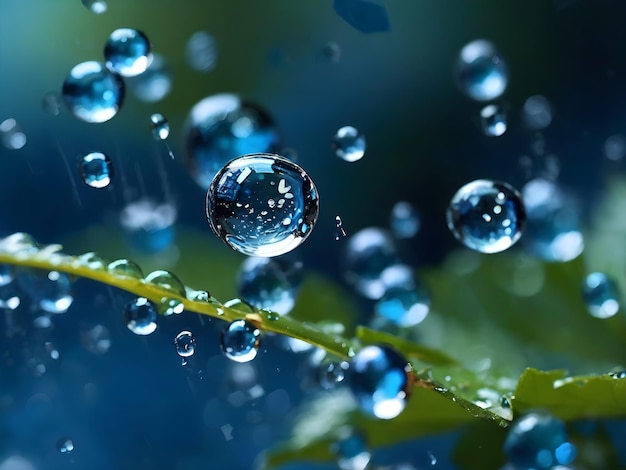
[56,437,74,454]
[224,298,257,313]
[80,324,111,355]
[189,290,210,302]
[236,256,303,315]
[334,215,348,241]
[455,39,508,102]
[104,28,152,77]
[427,450,437,466]
[0,281,21,310]
[124,297,158,335]
[0,264,15,287]
[609,370,626,379]
[144,270,186,297]
[75,252,106,269]
[107,259,144,279]
[321,41,342,62]
[0,233,39,255]
[389,201,420,239]
[17,269,74,314]
[174,331,196,358]
[332,429,371,470]
[320,361,349,389]
[480,104,507,137]
[186,31,218,72]
[521,178,583,262]
[221,319,261,363]
[522,95,553,130]
[42,92,62,116]
[582,272,620,319]
[375,285,430,327]
[0,118,27,150]
[149,113,170,140]
[343,228,399,299]
[81,0,107,14]
[159,297,185,316]
[184,94,282,189]
[264,310,280,321]
[127,53,172,103]
[206,153,320,257]
[333,126,366,162]
[79,151,112,188]
[504,412,577,469]
[446,179,525,254]
[348,345,410,419]
[604,134,625,161]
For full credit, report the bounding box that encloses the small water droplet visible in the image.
[124,297,158,335]
[335,215,347,241]
[149,113,170,140]
[455,39,508,102]
[174,331,196,358]
[81,0,107,14]
[332,429,371,470]
[446,179,525,254]
[319,361,349,389]
[159,297,185,316]
[321,41,342,62]
[480,104,507,137]
[389,201,420,239]
[56,437,74,454]
[79,151,113,188]
[583,272,620,319]
[186,31,218,72]
[264,310,280,321]
[104,28,152,77]
[500,395,511,408]
[333,126,366,162]
[75,252,106,269]
[224,298,257,313]
[189,290,210,302]
[107,259,144,279]
[144,270,186,297]
[221,319,261,363]
[17,269,74,314]
[604,134,625,161]
[206,153,320,257]
[522,95,553,130]
[0,118,27,150]
[0,264,15,287]
[375,284,430,327]
[427,450,437,466]
[127,53,172,103]
[609,370,626,379]
[81,324,111,355]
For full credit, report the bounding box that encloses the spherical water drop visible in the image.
[375,285,430,327]
[62,61,124,123]
[144,270,186,297]
[159,297,184,316]
[236,256,303,315]
[332,430,371,470]
[174,331,196,358]
[389,201,420,239]
[446,180,525,254]
[521,178,583,262]
[104,28,152,77]
[124,297,158,335]
[0,118,27,150]
[80,324,111,355]
[56,437,74,454]
[522,95,553,130]
[480,104,507,137]
[149,113,170,140]
[504,412,576,469]
[79,151,112,188]
[81,0,107,14]
[343,228,400,299]
[186,31,218,72]
[455,39,508,102]
[333,126,366,162]
[319,361,349,389]
[107,259,144,279]
[17,269,73,314]
[0,264,14,287]
[349,345,410,419]
[582,272,620,319]
[206,153,320,257]
[221,320,261,363]
[127,53,172,103]
[184,94,282,189]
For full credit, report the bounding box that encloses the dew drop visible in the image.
[107,259,144,279]
[333,126,366,162]
[144,270,186,297]
[221,319,261,363]
[184,94,282,189]
[582,272,620,319]
[389,201,420,239]
[522,95,553,130]
[104,28,152,77]
[455,39,508,102]
[80,324,111,355]
[348,345,410,419]
[81,0,107,14]
[149,113,170,140]
[186,31,218,72]
[17,269,74,314]
[56,437,74,454]
[159,297,185,316]
[0,118,27,150]
[174,331,196,358]
[375,285,430,327]
[319,361,349,389]
[127,53,172,103]
[264,311,280,321]
[224,298,257,313]
[189,290,210,302]
[332,429,371,470]
[480,104,507,137]
[79,151,112,188]
[446,179,525,254]
[124,297,158,335]
[75,252,107,269]
[206,153,320,257]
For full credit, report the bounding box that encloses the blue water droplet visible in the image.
[319,361,349,389]
[0,118,27,150]
[159,297,185,316]
[186,31,218,72]
[332,429,371,470]
[104,28,152,77]
[127,53,172,103]
[582,272,620,319]
[455,39,508,102]
[389,201,420,239]
[333,0,391,33]
[79,151,112,188]
[348,345,410,419]
[62,61,124,123]
[184,94,282,189]
[522,178,583,262]
[206,153,320,257]
[17,269,73,314]
[0,264,14,287]
[56,437,74,454]
[236,256,303,315]
[174,330,196,358]
[504,412,576,469]
[375,285,430,327]
[149,113,170,140]
[42,92,62,116]
[480,104,507,137]
[80,324,111,355]
[124,297,158,335]
[333,126,366,162]
[343,228,400,299]
[523,95,553,130]
[335,215,348,241]
[221,319,261,363]
[446,179,525,254]
[81,0,107,14]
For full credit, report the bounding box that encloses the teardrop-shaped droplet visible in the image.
[144,270,186,297]
[124,297,158,335]
[221,319,261,363]
[107,259,144,279]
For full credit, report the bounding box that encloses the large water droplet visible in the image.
[375,285,430,327]
[174,330,196,358]
[81,0,107,14]
[236,256,303,315]
[206,153,320,257]
[332,429,371,470]
[221,319,261,363]
[17,269,74,314]
[521,178,583,262]
[104,28,152,77]
[348,345,410,419]
[144,270,186,297]
[504,412,576,469]
[184,94,282,189]
[446,179,525,254]
[56,437,74,454]
[62,61,124,123]
[186,31,218,72]
[80,324,112,355]
[107,259,144,279]
[0,118,27,150]
[127,53,172,103]
[343,228,400,299]
[480,104,507,137]
[333,126,366,162]
[124,297,158,335]
[79,151,112,188]
[389,201,420,239]
[455,39,508,102]
[149,113,170,140]
[582,272,620,319]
